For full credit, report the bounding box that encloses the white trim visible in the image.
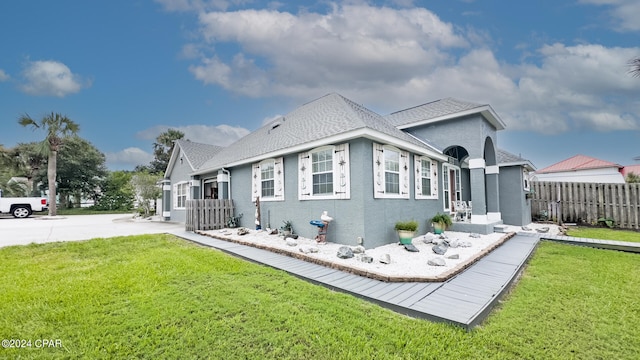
[192,128,447,175]
[162,184,171,191]
[373,143,410,199]
[485,165,499,175]
[173,181,190,210]
[415,156,438,200]
[162,211,170,217]
[299,145,350,201]
[471,214,489,224]
[189,179,200,187]
[252,158,285,202]
[487,212,502,222]
[469,158,486,169]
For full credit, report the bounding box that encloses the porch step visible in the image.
[493,224,509,233]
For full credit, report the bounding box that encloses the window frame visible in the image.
[415,156,438,199]
[252,158,284,202]
[373,143,410,199]
[173,181,190,210]
[299,144,350,200]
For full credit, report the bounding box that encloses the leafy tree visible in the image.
[19,112,80,216]
[131,171,162,217]
[94,171,134,211]
[49,136,107,208]
[7,142,47,196]
[626,172,640,183]
[148,129,184,174]
[629,57,640,78]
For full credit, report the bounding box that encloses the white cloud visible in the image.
[579,0,640,32]
[0,69,9,81]
[137,124,250,146]
[20,60,88,97]
[176,2,640,135]
[105,147,154,169]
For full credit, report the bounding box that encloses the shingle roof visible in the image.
[537,154,622,174]
[174,139,223,170]
[196,93,444,173]
[497,149,536,170]
[384,97,506,130]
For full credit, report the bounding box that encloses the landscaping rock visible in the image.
[458,241,473,248]
[446,253,460,260]
[285,238,298,247]
[351,245,366,254]
[379,254,391,264]
[469,233,481,238]
[431,238,444,245]
[404,244,420,252]
[432,244,448,255]
[237,228,249,236]
[428,257,446,266]
[448,239,459,248]
[357,254,374,263]
[337,246,354,259]
[299,245,319,254]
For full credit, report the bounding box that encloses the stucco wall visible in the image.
[167,147,192,223]
[499,166,531,226]
[230,138,444,249]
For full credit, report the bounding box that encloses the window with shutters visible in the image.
[299,144,350,200]
[252,158,284,202]
[415,156,438,199]
[373,143,409,199]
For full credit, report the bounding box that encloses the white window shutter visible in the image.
[431,159,438,199]
[333,143,350,199]
[274,157,284,200]
[298,151,311,200]
[251,163,260,202]
[373,143,384,198]
[172,184,178,209]
[400,150,410,199]
[414,157,423,199]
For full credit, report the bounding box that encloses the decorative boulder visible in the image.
[357,254,374,263]
[448,239,459,248]
[351,245,366,254]
[299,245,319,254]
[469,233,481,238]
[337,246,354,259]
[446,253,460,260]
[404,244,420,252]
[458,241,473,248]
[431,238,444,245]
[286,238,298,247]
[432,244,448,255]
[379,254,391,264]
[428,257,446,266]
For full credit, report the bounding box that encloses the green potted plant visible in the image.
[281,220,293,236]
[394,220,419,245]
[430,213,452,234]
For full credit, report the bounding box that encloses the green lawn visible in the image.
[54,207,134,216]
[566,226,640,243]
[1,235,638,359]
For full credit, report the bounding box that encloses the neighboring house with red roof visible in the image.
[621,165,640,180]
[532,155,625,183]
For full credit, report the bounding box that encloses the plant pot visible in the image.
[397,230,415,245]
[432,223,444,235]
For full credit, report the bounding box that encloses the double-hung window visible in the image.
[173,182,189,209]
[415,156,438,199]
[373,143,409,199]
[299,144,350,200]
[251,158,284,202]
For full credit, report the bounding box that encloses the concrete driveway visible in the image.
[0,214,184,248]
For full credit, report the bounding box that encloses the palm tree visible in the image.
[18,113,79,216]
[629,57,640,78]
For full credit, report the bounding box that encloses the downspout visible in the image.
[222,168,231,199]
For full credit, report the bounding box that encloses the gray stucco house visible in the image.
[162,93,533,248]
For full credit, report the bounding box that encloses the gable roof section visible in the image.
[498,149,536,170]
[536,154,622,174]
[384,97,506,131]
[194,93,446,174]
[165,139,224,177]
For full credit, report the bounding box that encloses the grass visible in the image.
[1,235,638,359]
[566,226,640,243]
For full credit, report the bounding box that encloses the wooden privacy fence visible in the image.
[530,181,640,229]
[185,199,234,231]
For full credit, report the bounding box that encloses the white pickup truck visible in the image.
[0,189,49,218]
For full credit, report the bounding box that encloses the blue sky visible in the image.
[1,0,639,171]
